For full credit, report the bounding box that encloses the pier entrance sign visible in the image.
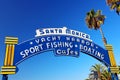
[14,27,110,66]
[1,27,119,80]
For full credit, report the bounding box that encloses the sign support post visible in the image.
[105,44,119,80]
[0,37,18,80]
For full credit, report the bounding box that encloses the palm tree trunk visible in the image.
[99,27,107,46]
[98,72,101,80]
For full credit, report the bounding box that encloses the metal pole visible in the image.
[115,73,119,80]
[111,73,115,80]
[2,74,8,80]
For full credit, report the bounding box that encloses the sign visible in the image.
[35,27,91,41]
[14,27,110,66]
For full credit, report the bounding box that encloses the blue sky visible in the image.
[0,0,120,80]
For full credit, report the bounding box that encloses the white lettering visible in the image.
[35,39,40,44]
[20,51,26,58]
[20,44,43,58]
[35,27,92,41]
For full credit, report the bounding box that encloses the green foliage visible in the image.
[106,0,120,15]
[102,70,111,80]
[86,64,112,80]
[85,9,105,30]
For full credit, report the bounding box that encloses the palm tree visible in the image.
[106,0,120,15]
[90,64,105,80]
[102,70,111,80]
[86,64,112,80]
[85,9,107,46]
[85,78,90,80]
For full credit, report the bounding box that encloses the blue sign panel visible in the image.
[14,35,110,66]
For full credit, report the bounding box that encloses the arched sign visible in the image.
[1,27,120,80]
[14,27,110,66]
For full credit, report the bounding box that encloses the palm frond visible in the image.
[106,0,113,5]
[102,70,111,80]
[106,0,120,15]
[111,3,117,9]
[85,9,105,30]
